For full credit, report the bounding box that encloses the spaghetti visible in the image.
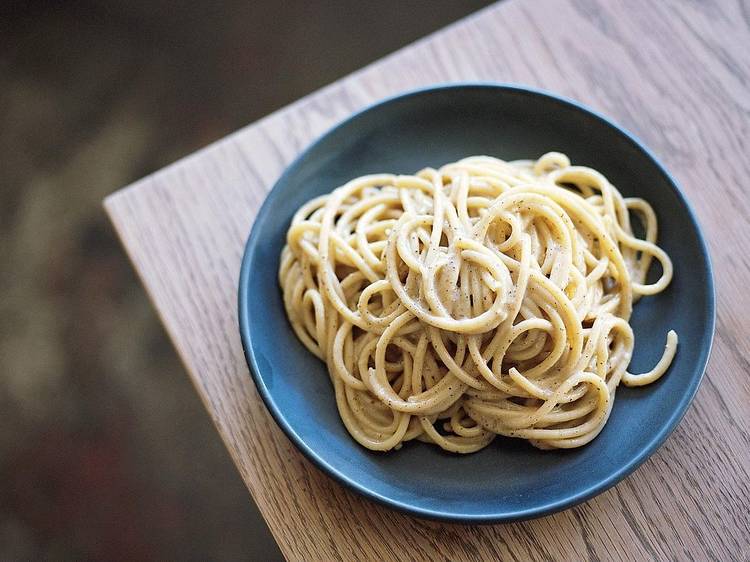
[279,152,677,453]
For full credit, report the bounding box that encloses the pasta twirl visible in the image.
[279,152,677,453]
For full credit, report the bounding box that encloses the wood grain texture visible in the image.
[104,0,750,560]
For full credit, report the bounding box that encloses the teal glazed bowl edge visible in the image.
[238,83,715,523]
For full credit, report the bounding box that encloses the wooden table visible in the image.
[105,0,750,559]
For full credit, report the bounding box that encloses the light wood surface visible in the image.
[104,0,750,559]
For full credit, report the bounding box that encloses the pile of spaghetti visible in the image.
[279,152,677,453]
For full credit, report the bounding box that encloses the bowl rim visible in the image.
[238,82,716,523]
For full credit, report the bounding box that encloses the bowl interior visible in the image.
[239,85,714,521]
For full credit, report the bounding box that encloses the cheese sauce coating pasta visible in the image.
[279,153,677,453]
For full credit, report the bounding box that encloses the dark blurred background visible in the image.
[0,1,492,560]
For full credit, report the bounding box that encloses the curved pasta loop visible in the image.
[280,153,678,452]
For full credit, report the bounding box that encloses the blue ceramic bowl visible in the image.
[238,84,715,523]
